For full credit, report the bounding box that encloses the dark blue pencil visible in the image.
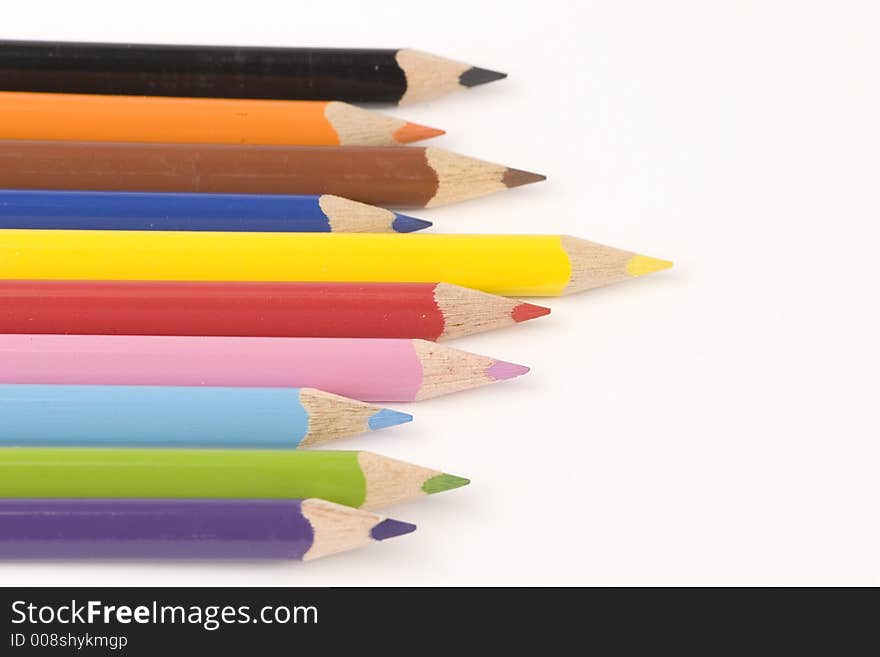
[0,189,431,233]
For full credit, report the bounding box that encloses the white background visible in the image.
[1,1,878,586]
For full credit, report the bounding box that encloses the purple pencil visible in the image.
[0,499,415,561]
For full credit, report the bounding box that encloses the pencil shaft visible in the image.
[0,281,447,339]
[0,499,317,559]
[0,42,405,101]
[0,231,569,296]
[0,448,370,505]
[0,141,431,206]
[0,384,402,449]
[0,335,421,401]
[0,190,425,233]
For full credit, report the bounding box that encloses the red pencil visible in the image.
[0,280,549,341]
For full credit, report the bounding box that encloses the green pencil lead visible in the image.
[422,473,470,495]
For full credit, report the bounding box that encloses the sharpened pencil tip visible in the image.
[423,473,470,494]
[502,167,547,189]
[392,213,433,233]
[459,66,508,88]
[511,302,551,323]
[393,122,446,144]
[626,255,674,277]
[486,359,530,381]
[371,518,417,541]
[368,408,414,431]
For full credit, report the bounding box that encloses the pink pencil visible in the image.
[0,335,529,402]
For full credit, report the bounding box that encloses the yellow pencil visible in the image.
[0,231,672,296]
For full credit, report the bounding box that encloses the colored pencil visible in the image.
[0,92,444,146]
[0,448,470,508]
[0,40,506,105]
[0,141,544,207]
[0,190,431,233]
[0,384,412,449]
[0,231,672,296]
[0,498,416,561]
[0,281,549,340]
[0,335,529,402]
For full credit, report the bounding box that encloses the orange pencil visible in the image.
[0,91,444,146]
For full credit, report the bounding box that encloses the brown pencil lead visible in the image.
[503,168,547,188]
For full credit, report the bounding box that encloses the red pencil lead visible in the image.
[512,302,552,323]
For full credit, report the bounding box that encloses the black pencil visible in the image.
[0,40,506,105]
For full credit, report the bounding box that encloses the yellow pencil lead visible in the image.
[626,255,674,277]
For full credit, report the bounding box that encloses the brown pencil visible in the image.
[0,140,545,208]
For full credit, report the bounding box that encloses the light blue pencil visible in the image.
[0,384,411,449]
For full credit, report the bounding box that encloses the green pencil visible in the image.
[0,448,469,509]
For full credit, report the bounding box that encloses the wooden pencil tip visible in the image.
[413,340,529,398]
[393,122,446,144]
[561,236,673,294]
[459,66,508,88]
[301,498,416,560]
[503,167,547,189]
[626,255,674,277]
[511,302,551,323]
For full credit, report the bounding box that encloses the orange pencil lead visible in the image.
[394,122,446,144]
